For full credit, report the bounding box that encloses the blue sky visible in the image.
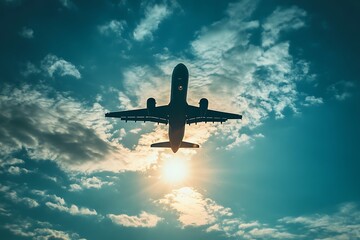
[0,0,359,239]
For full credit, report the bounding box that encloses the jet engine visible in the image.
[199,98,208,116]
[147,98,156,115]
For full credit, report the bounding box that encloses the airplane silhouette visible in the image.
[105,63,242,153]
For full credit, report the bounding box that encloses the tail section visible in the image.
[151,141,199,148]
[180,141,199,148]
[151,142,172,148]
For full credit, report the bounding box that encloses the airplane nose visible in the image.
[173,63,188,79]
[175,63,186,68]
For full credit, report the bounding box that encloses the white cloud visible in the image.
[133,4,171,41]
[19,27,34,39]
[21,62,41,77]
[249,227,296,239]
[80,176,113,189]
[45,195,97,216]
[6,191,39,208]
[4,219,84,240]
[0,157,24,167]
[107,211,162,227]
[118,91,136,110]
[137,0,315,150]
[41,54,81,79]
[225,133,251,150]
[239,221,260,229]
[0,205,11,217]
[262,6,307,47]
[69,183,82,191]
[280,202,360,239]
[98,20,126,37]
[58,0,76,9]
[130,128,142,134]
[157,187,232,227]
[7,165,30,175]
[327,80,355,101]
[158,187,297,238]
[0,84,164,172]
[302,96,323,106]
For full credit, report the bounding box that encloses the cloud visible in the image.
[7,165,30,175]
[327,80,355,101]
[21,62,41,77]
[45,194,97,216]
[81,176,113,188]
[69,183,82,191]
[302,95,323,106]
[4,190,39,208]
[262,6,307,47]
[107,211,162,227]
[133,3,172,41]
[0,84,165,172]
[41,54,81,79]
[280,202,360,239]
[134,0,314,150]
[69,176,114,191]
[19,27,34,39]
[58,0,76,9]
[157,187,297,238]
[0,157,24,167]
[98,20,126,37]
[249,228,296,239]
[4,219,84,240]
[157,187,232,227]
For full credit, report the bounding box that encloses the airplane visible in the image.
[105,63,242,153]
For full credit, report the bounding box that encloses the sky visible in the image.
[0,0,359,239]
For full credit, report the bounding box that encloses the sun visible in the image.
[162,158,189,184]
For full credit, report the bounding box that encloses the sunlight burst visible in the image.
[162,158,188,183]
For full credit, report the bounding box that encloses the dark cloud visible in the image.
[0,84,166,172]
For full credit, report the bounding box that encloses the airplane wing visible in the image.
[105,105,169,125]
[186,105,242,125]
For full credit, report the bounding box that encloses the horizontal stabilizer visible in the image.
[151,142,171,148]
[150,141,199,148]
[180,141,199,148]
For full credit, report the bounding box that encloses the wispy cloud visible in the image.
[4,219,84,240]
[0,157,24,167]
[280,202,360,239]
[0,184,39,208]
[7,165,30,175]
[327,80,355,101]
[69,176,114,191]
[21,62,41,77]
[45,194,97,216]
[133,3,172,41]
[19,27,34,39]
[98,20,126,37]
[126,0,314,150]
[157,187,232,227]
[157,187,297,238]
[0,84,164,172]
[7,191,39,208]
[58,0,76,9]
[262,6,307,47]
[107,211,162,227]
[302,95,324,106]
[41,54,81,79]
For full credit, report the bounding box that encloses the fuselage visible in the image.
[168,63,189,152]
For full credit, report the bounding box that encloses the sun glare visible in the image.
[162,158,188,184]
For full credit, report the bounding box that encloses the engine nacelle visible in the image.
[147,98,156,115]
[199,98,208,116]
